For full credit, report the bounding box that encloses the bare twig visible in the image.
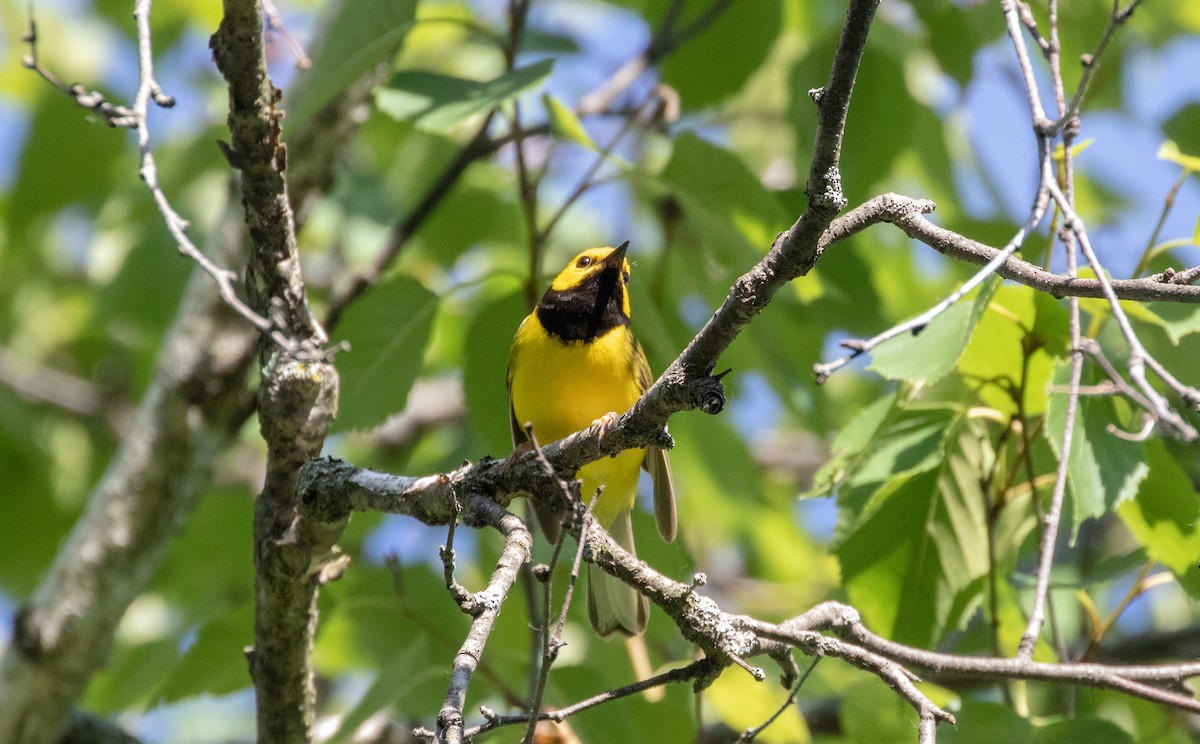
[814,143,1051,382]
[1049,180,1199,439]
[1041,0,1145,136]
[827,193,1200,304]
[1015,0,1082,661]
[22,3,311,359]
[435,501,532,744]
[20,16,138,126]
[734,656,820,742]
[455,658,721,739]
[261,0,311,68]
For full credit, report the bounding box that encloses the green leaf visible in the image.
[1033,718,1133,744]
[707,666,809,743]
[463,288,528,455]
[156,603,254,702]
[1118,439,1200,596]
[1162,105,1200,161]
[658,1,781,109]
[1044,362,1150,535]
[804,391,898,499]
[840,677,918,743]
[325,641,442,744]
[832,403,961,514]
[870,275,1000,384]
[835,415,993,646]
[1146,301,1200,344]
[939,701,1033,744]
[7,92,124,245]
[286,0,418,131]
[542,93,597,151]
[1052,137,1095,162]
[375,59,554,132]
[334,275,438,432]
[655,131,790,264]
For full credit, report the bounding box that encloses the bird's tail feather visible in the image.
[586,510,647,638]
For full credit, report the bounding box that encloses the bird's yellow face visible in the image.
[549,245,631,294]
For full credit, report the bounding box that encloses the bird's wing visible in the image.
[633,338,677,542]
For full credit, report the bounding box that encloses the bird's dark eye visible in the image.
[623,270,630,283]
[576,256,593,268]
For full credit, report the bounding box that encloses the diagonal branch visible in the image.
[435,500,532,744]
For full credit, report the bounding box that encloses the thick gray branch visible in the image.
[211,2,338,743]
[0,248,258,744]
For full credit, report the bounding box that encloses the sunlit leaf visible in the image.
[1118,439,1200,596]
[334,275,439,432]
[835,414,992,646]
[543,93,597,151]
[1156,140,1200,173]
[1147,301,1200,344]
[870,275,1000,384]
[707,666,810,743]
[375,59,553,132]
[1052,137,1095,162]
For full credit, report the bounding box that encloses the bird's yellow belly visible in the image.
[510,325,644,526]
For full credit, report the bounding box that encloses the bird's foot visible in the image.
[592,411,620,439]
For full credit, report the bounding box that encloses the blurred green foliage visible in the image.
[2,0,1200,741]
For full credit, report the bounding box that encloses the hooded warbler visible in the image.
[507,242,676,638]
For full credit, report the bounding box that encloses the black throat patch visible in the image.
[535,267,629,343]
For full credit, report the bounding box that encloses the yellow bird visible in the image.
[507,242,676,638]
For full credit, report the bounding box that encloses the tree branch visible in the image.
[211,1,340,742]
[826,193,1200,304]
[0,231,258,744]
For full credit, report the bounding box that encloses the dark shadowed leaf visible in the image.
[286,0,418,131]
[939,701,1033,744]
[1033,717,1133,744]
[463,288,528,455]
[659,1,781,110]
[156,603,253,702]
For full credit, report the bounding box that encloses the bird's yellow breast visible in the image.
[509,313,644,525]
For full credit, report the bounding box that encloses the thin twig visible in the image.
[261,0,311,68]
[457,659,720,739]
[1041,0,1145,136]
[435,501,533,744]
[815,142,1052,383]
[1132,170,1190,278]
[734,656,820,742]
[1049,180,1199,439]
[1017,0,1082,662]
[22,2,312,359]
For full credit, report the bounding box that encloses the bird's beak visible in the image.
[603,241,630,268]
